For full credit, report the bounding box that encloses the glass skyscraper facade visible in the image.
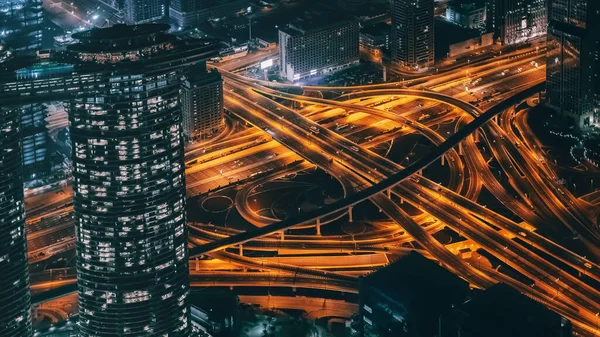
[1,0,49,182]
[486,0,547,45]
[0,0,43,52]
[546,0,600,127]
[391,0,435,70]
[67,25,190,336]
[124,0,165,23]
[0,43,33,337]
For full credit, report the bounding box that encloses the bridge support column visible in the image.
[400,197,404,204]
[280,231,285,240]
[387,188,391,199]
[316,218,321,236]
[418,169,423,176]
[493,115,498,124]
[348,206,353,223]
[441,154,445,166]
[459,142,463,155]
[474,130,480,142]
[239,245,243,256]
[195,257,200,271]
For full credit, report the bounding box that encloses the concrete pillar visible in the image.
[195,257,200,271]
[474,130,479,142]
[316,218,321,236]
[239,245,243,256]
[387,188,391,199]
[459,142,463,155]
[348,206,353,223]
[400,197,404,204]
[383,66,387,82]
[418,169,423,176]
[280,231,285,240]
[441,154,445,166]
[493,115,498,124]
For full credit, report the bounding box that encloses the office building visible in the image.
[391,0,435,70]
[279,12,359,82]
[0,0,43,52]
[446,0,487,30]
[357,251,470,337]
[124,0,165,23]
[360,22,391,63]
[443,283,572,337]
[486,0,547,45]
[181,63,224,140]
[20,103,50,181]
[546,0,600,128]
[0,42,33,337]
[1,0,50,181]
[0,33,218,335]
[67,24,192,336]
[170,0,249,29]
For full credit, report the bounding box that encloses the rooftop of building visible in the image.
[451,283,569,337]
[71,24,170,41]
[69,24,175,53]
[362,251,469,302]
[190,290,239,320]
[447,0,486,11]
[185,61,221,86]
[280,11,356,36]
[361,22,391,37]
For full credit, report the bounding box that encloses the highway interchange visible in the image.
[29,43,600,335]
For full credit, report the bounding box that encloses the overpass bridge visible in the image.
[189,82,545,257]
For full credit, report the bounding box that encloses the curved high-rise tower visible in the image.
[0,42,33,337]
[68,24,190,336]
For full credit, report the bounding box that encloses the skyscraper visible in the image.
[546,0,600,127]
[486,0,547,45]
[0,42,32,337]
[1,0,50,182]
[0,0,43,52]
[391,0,435,70]
[68,25,190,336]
[181,63,224,140]
[124,0,165,23]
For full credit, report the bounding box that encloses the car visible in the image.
[350,146,360,152]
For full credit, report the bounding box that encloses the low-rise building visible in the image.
[360,22,391,63]
[356,251,470,337]
[442,283,572,337]
[190,290,239,336]
[436,18,494,58]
